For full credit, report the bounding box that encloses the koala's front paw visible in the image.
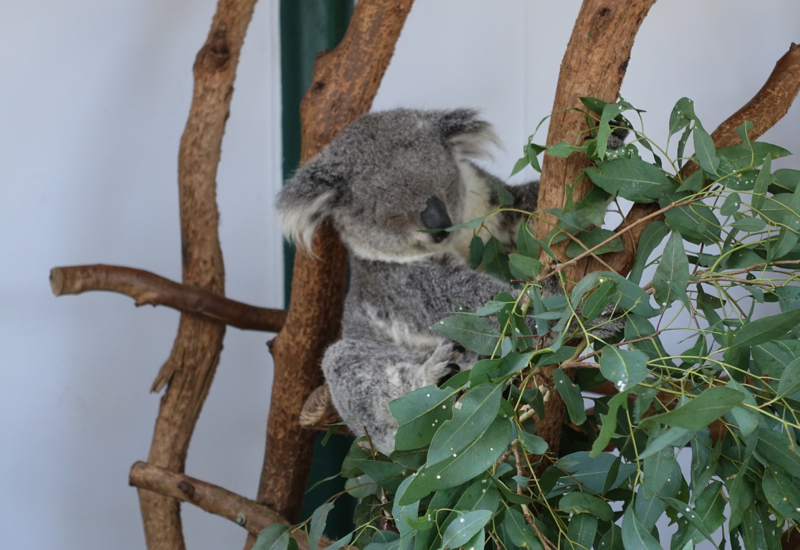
[423,341,467,386]
[436,363,461,387]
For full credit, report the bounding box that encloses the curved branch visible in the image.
[138,0,258,547]
[50,265,286,332]
[129,462,330,550]
[596,42,800,277]
[256,0,414,527]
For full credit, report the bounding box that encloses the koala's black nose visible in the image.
[421,197,452,243]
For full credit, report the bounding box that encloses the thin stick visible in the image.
[51,265,286,332]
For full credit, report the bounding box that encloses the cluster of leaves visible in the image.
[257,98,800,550]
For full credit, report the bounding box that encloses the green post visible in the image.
[279,0,355,539]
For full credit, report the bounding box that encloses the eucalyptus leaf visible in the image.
[559,492,614,521]
[692,123,720,175]
[653,230,690,308]
[553,368,587,425]
[427,383,503,466]
[440,510,491,550]
[432,315,501,356]
[622,504,663,550]
[398,418,511,505]
[390,385,458,451]
[731,308,800,348]
[629,221,669,285]
[308,502,335,550]
[253,525,293,550]
[599,346,650,392]
[565,228,624,259]
[586,158,673,203]
[641,387,744,431]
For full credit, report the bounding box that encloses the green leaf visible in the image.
[753,340,800,379]
[398,418,511,505]
[440,510,491,550]
[664,202,722,245]
[721,192,742,216]
[591,391,628,457]
[308,502,334,550]
[771,168,800,193]
[392,477,419,537]
[559,492,614,521]
[752,155,772,212]
[482,236,512,283]
[599,347,650,392]
[756,428,800,473]
[432,316,500,356]
[352,460,411,492]
[676,481,726,545]
[596,271,661,318]
[519,429,548,455]
[582,279,618,322]
[662,498,715,545]
[510,156,531,178]
[726,379,759,437]
[553,369,586,424]
[622,504,663,550]
[641,387,744,431]
[629,221,670,284]
[669,97,695,136]
[344,475,376,499]
[253,525,293,550]
[776,356,800,401]
[586,158,674,203]
[565,228,624,259]
[598,525,625,550]
[597,101,627,160]
[653,230,690,308]
[624,314,673,370]
[390,386,458,451]
[427,383,503,466]
[762,466,800,520]
[634,485,667,531]
[462,530,485,550]
[325,533,354,550]
[677,168,706,192]
[768,227,798,262]
[731,217,767,232]
[469,235,484,269]
[567,513,598,550]
[508,254,542,281]
[693,123,720,175]
[556,451,637,494]
[517,221,539,258]
[637,426,692,461]
[643,446,681,500]
[731,308,800,348]
[364,531,400,550]
[444,215,488,232]
[501,506,544,550]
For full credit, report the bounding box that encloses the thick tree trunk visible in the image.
[252,0,415,538]
[532,0,658,463]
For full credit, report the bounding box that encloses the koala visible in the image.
[277,108,624,454]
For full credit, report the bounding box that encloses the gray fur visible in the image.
[276,108,625,454]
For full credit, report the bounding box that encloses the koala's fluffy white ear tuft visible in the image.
[276,155,343,252]
[438,109,501,161]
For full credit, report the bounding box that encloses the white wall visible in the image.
[1,1,798,548]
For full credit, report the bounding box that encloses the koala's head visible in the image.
[276,109,498,262]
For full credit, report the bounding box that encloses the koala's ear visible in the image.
[276,153,346,251]
[437,109,500,160]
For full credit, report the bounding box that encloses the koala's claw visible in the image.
[436,363,461,387]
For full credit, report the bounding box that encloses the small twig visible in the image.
[128,462,328,550]
[50,264,287,332]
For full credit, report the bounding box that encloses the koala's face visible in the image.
[277,109,497,263]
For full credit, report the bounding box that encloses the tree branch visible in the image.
[255,0,415,532]
[129,462,330,550]
[137,0,258,547]
[531,0,658,468]
[595,42,800,277]
[50,265,286,332]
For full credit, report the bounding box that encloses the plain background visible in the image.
[2,1,799,548]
